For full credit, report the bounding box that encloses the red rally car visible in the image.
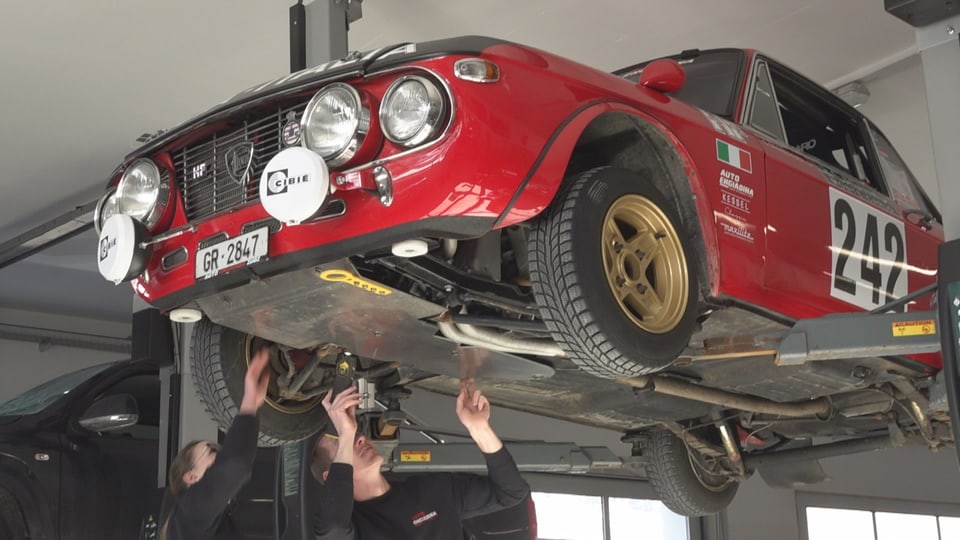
[95,37,946,515]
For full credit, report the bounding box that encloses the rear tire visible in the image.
[645,429,738,516]
[190,318,329,446]
[529,166,700,377]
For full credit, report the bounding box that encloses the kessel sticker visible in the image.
[259,147,331,225]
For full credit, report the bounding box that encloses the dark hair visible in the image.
[159,440,206,540]
[311,436,337,486]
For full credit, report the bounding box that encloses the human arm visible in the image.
[313,463,358,539]
[453,380,530,517]
[174,348,270,532]
[313,386,363,539]
[456,379,502,453]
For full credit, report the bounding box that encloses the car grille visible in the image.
[173,103,307,222]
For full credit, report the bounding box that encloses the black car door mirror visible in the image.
[78,394,139,433]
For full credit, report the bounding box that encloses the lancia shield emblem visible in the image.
[224,142,254,185]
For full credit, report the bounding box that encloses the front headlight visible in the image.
[380,75,445,147]
[116,159,164,228]
[301,83,369,166]
[94,187,120,234]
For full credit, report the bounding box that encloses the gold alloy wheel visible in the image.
[245,335,323,414]
[601,194,689,334]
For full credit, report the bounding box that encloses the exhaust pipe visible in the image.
[624,376,832,418]
[437,314,566,357]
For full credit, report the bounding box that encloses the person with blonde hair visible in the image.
[159,347,270,540]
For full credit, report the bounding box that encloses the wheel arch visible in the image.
[499,105,720,299]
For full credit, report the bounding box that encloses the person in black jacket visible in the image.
[311,379,530,540]
[159,347,271,540]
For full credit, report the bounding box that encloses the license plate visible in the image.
[195,227,268,280]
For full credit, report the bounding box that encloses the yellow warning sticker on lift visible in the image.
[400,450,432,463]
[319,269,392,296]
[891,320,936,337]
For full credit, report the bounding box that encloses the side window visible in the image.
[766,64,877,187]
[868,124,937,216]
[747,62,785,141]
[94,373,161,440]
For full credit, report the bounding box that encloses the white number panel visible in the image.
[829,187,908,311]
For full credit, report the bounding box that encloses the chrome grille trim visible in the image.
[174,103,307,221]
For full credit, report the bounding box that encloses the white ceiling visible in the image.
[0,0,919,320]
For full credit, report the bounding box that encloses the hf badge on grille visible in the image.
[224,141,255,185]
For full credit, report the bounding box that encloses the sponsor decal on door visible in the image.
[829,188,907,311]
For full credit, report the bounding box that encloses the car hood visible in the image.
[120,36,509,167]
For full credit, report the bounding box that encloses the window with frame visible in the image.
[532,491,689,540]
[765,64,877,186]
[799,493,960,540]
[747,62,785,141]
[867,122,939,219]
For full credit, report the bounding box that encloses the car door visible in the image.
[59,368,160,539]
[743,58,916,318]
[864,121,942,308]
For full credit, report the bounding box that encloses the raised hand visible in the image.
[456,379,503,453]
[456,379,491,432]
[240,347,271,414]
[322,385,362,443]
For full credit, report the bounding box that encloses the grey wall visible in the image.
[0,308,129,403]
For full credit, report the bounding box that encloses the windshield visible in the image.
[618,50,746,118]
[0,363,114,416]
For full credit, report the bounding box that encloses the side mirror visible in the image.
[79,394,139,433]
[638,59,686,94]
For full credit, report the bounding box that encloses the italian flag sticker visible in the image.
[716,139,753,173]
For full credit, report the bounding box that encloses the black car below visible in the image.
[0,361,163,539]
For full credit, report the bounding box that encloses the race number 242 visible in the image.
[829,188,907,311]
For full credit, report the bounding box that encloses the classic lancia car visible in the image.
[94,37,945,515]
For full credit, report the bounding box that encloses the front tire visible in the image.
[529,166,700,377]
[190,319,329,446]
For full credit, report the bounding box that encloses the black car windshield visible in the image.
[0,363,114,416]
[617,50,745,118]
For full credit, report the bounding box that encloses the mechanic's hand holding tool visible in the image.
[322,385,363,465]
[457,379,504,454]
[240,348,271,415]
